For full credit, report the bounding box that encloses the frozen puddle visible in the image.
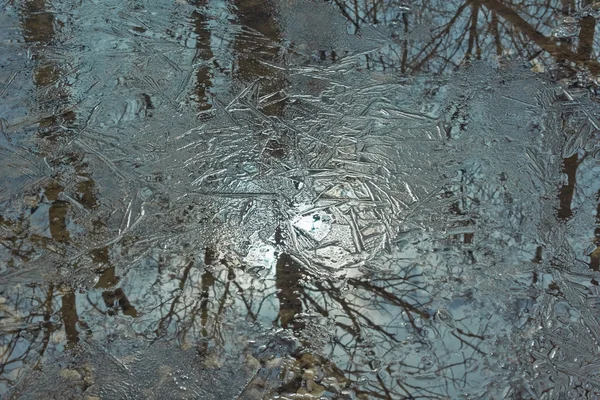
[1,0,600,398]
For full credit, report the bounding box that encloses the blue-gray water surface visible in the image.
[1,0,600,398]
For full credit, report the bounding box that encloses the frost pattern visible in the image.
[0,0,599,399]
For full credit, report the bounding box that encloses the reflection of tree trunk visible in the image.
[579,0,596,59]
[232,0,287,116]
[21,0,79,249]
[577,16,595,61]
[276,254,304,331]
[557,154,579,220]
[466,2,480,60]
[49,200,69,243]
[192,2,214,111]
[200,268,215,338]
[371,0,379,24]
[21,0,58,92]
[36,284,55,364]
[560,0,573,15]
[401,12,408,73]
[20,0,69,127]
[196,248,217,354]
[21,0,54,45]
[491,11,502,57]
[591,190,600,271]
[478,0,600,73]
[60,290,80,347]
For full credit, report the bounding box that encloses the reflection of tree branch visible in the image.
[354,388,391,399]
[435,358,477,375]
[311,280,400,342]
[396,377,450,399]
[478,0,600,73]
[34,284,55,367]
[375,372,393,399]
[450,330,486,356]
[349,278,430,320]
[154,260,194,338]
[332,0,361,32]
[410,1,471,72]
[456,327,485,340]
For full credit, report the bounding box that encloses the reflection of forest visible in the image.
[333,0,600,76]
[2,0,107,392]
[112,248,459,398]
[2,0,600,398]
[1,232,471,398]
[120,243,493,398]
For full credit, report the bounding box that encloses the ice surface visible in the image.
[1,0,600,399]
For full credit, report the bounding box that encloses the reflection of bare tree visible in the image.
[19,0,85,362]
[144,249,264,349]
[332,0,600,76]
[481,0,600,72]
[131,241,488,398]
[0,1,105,392]
[0,284,56,390]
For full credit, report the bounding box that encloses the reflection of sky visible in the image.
[292,211,333,241]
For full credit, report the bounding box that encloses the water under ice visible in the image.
[0,0,600,399]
